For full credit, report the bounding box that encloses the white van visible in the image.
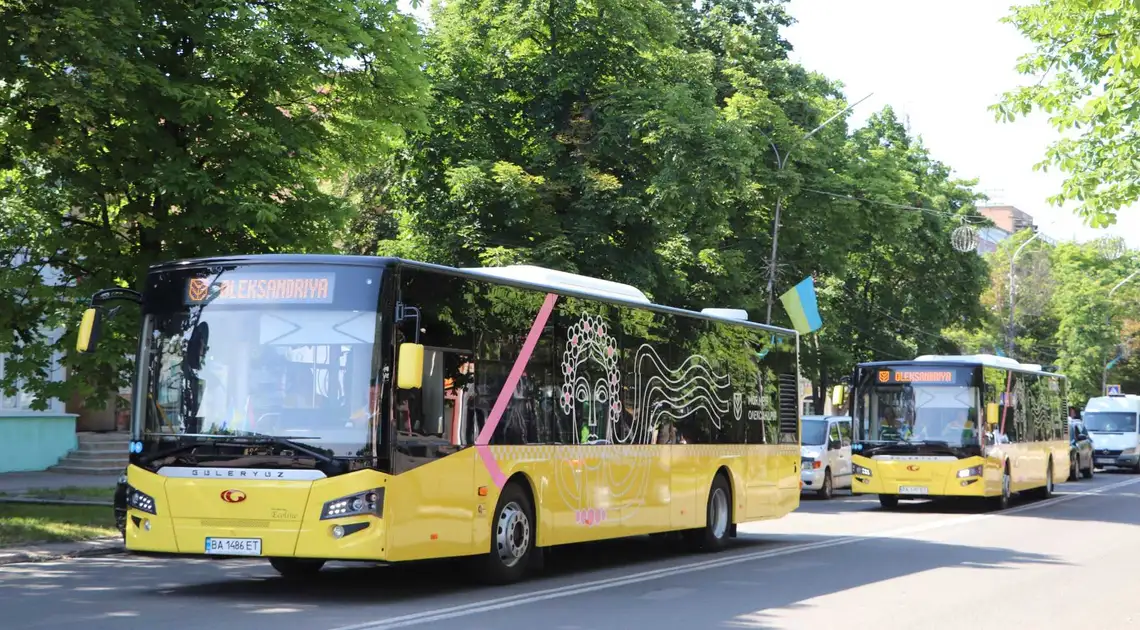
[801,415,852,499]
[1084,393,1140,472]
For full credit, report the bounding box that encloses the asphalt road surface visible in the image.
[4,472,1140,629]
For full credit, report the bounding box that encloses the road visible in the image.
[4,472,1139,629]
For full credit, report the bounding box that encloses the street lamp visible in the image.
[1102,268,1140,393]
[763,92,874,324]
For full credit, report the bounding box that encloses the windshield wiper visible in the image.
[137,433,334,466]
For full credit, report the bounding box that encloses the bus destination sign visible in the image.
[185,272,336,305]
[876,368,959,385]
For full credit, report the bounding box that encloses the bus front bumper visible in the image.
[122,466,390,562]
[850,458,988,498]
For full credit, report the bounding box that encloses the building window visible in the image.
[0,341,66,415]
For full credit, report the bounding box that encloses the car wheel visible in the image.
[817,468,834,500]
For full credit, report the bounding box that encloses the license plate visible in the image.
[204,537,262,556]
[1095,458,1113,465]
[899,486,928,495]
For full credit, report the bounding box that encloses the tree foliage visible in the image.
[993,0,1140,227]
[1,0,1008,418]
[354,0,991,411]
[947,232,1140,405]
[0,0,430,407]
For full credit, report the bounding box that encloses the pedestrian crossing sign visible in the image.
[1107,384,1122,396]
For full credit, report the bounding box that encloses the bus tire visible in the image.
[269,558,325,579]
[992,462,1012,510]
[478,481,535,585]
[1039,458,1054,499]
[878,495,898,509]
[687,474,732,552]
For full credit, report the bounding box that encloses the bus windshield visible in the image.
[858,382,980,447]
[143,306,378,459]
[1083,412,1139,433]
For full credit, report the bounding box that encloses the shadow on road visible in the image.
[0,528,1068,630]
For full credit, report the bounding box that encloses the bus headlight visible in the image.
[126,486,157,515]
[853,464,872,477]
[321,488,385,520]
[957,466,983,478]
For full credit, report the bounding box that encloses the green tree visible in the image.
[993,0,1140,227]
[0,0,430,407]
[809,108,990,409]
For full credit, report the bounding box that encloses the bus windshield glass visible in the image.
[857,367,979,447]
[141,267,380,459]
[1083,412,1139,433]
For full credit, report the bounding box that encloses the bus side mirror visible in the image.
[76,308,103,354]
[986,402,1000,427]
[397,343,425,390]
[831,385,845,407]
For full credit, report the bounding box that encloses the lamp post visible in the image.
[763,92,874,325]
[1102,268,1140,393]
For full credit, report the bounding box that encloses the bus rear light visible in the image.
[853,464,872,477]
[321,488,385,520]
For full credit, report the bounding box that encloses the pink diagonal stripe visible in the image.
[475,292,559,488]
[476,292,559,446]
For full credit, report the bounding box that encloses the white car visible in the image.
[801,415,853,499]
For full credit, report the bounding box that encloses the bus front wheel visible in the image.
[478,481,535,585]
[269,558,325,579]
[878,495,899,509]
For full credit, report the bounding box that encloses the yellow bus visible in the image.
[849,354,1069,510]
[76,255,804,583]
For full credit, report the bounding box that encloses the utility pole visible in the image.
[764,92,873,325]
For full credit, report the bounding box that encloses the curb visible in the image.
[0,497,114,507]
[0,537,124,566]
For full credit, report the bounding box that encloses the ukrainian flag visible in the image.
[779,276,823,335]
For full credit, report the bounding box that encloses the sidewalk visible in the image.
[0,536,123,566]
[0,471,120,494]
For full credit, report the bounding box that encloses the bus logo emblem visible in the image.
[220,489,247,503]
[188,278,209,302]
[878,370,890,383]
[906,465,920,472]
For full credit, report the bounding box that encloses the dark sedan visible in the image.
[1069,421,1095,480]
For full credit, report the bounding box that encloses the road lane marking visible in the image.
[330,475,1140,630]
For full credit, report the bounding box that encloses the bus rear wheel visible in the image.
[477,481,535,585]
[1030,459,1054,500]
[686,474,732,552]
[269,558,325,579]
[878,495,899,509]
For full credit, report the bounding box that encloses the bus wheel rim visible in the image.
[711,487,729,539]
[496,501,530,567]
[1002,472,1010,499]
